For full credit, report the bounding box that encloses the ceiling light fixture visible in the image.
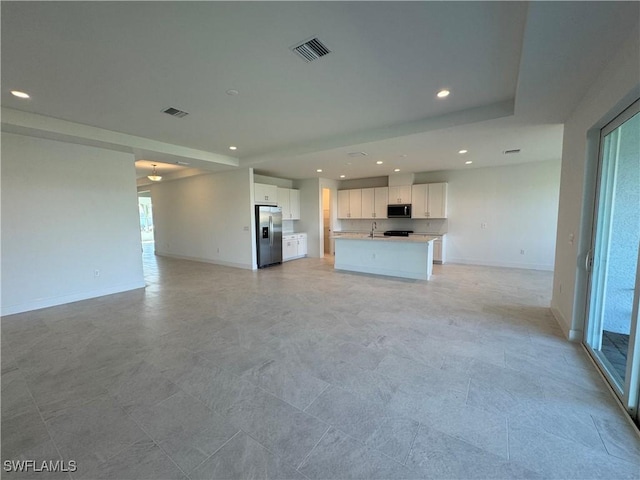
[465,161,473,165]
[437,89,450,98]
[376,161,383,165]
[229,146,237,150]
[226,89,239,96]
[147,164,162,182]
[316,169,323,173]
[340,175,346,178]
[11,90,30,99]
[394,168,401,172]
[458,149,468,154]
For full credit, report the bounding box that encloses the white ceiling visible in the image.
[2,2,638,182]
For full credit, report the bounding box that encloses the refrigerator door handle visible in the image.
[269,216,273,247]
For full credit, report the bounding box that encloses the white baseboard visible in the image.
[155,251,253,270]
[1,281,146,317]
[550,305,582,342]
[446,257,554,271]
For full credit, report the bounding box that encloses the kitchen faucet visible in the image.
[370,221,377,238]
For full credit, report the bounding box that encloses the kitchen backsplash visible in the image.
[337,218,447,234]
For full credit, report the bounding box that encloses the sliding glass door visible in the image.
[584,99,639,422]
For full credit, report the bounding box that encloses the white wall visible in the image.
[551,26,640,340]
[1,132,145,315]
[149,168,255,269]
[414,160,560,270]
[295,178,322,258]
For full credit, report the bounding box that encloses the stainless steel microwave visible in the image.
[387,204,412,218]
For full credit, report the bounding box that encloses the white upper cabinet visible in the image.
[349,189,362,219]
[277,187,291,216]
[289,189,301,220]
[255,183,278,205]
[361,188,375,219]
[411,182,448,218]
[361,187,388,219]
[338,190,350,219]
[374,187,389,219]
[428,182,447,218]
[411,184,427,218]
[338,189,363,219]
[277,187,301,220]
[388,185,412,204]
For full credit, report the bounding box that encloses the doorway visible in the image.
[322,188,332,256]
[584,99,639,423]
[138,191,155,257]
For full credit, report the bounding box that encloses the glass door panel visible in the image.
[585,100,639,418]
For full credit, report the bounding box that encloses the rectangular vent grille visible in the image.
[163,107,189,118]
[503,149,521,155]
[293,38,331,62]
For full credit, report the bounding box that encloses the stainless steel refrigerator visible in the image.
[255,205,283,268]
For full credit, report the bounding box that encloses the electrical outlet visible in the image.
[94,269,100,277]
[217,248,220,254]
[243,226,249,231]
[481,223,487,229]
[520,249,525,255]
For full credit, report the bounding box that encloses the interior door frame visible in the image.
[583,99,640,418]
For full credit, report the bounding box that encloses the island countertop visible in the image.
[331,233,436,243]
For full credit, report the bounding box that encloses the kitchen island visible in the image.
[332,234,435,280]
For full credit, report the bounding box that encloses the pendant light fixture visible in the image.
[147,164,162,182]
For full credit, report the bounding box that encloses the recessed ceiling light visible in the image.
[458,149,468,154]
[316,169,323,173]
[376,161,383,165]
[339,175,346,178]
[437,89,450,98]
[465,161,473,165]
[229,146,237,150]
[226,89,239,96]
[394,168,401,172]
[176,161,190,166]
[400,154,407,158]
[11,90,30,99]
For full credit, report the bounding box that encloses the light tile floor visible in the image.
[2,252,640,479]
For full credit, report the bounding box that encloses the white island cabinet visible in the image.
[333,235,434,280]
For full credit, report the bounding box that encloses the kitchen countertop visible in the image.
[331,233,436,243]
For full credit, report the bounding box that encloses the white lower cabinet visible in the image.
[283,233,307,261]
[431,234,446,264]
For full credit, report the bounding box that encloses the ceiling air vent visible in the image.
[292,37,331,62]
[162,107,189,118]
[503,149,521,155]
